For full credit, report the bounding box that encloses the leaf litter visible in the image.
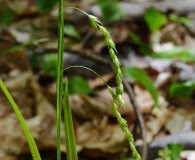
[0,0,195,160]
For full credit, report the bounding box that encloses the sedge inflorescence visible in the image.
[87,15,141,160]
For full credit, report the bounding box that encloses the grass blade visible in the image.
[0,79,41,160]
[64,79,78,160]
[56,0,65,159]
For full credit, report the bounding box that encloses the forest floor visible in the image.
[0,0,195,160]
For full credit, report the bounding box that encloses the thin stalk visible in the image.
[56,0,65,160]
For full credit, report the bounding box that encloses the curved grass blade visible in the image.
[64,79,78,160]
[0,79,41,160]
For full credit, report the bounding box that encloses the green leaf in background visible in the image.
[168,143,184,160]
[169,14,190,27]
[152,46,195,62]
[122,67,158,106]
[0,8,16,25]
[41,54,57,77]
[64,80,78,160]
[129,31,153,55]
[98,0,122,22]
[36,0,58,12]
[157,146,171,160]
[69,76,91,94]
[64,24,81,40]
[144,7,167,32]
[169,80,195,98]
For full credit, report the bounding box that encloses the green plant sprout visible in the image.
[156,143,184,160]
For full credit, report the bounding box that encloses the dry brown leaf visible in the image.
[76,116,126,153]
[134,85,154,113]
[95,88,135,117]
[88,73,114,89]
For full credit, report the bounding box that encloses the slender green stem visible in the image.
[63,65,110,88]
[56,0,65,160]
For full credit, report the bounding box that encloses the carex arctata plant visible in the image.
[88,12,141,160]
[62,7,141,160]
[0,1,141,160]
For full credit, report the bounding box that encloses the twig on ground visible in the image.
[122,78,147,160]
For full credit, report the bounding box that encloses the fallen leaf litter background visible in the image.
[0,0,195,160]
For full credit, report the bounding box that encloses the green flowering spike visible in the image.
[99,26,110,37]
[113,66,118,76]
[80,11,140,160]
[116,84,124,95]
[108,86,116,99]
[113,59,120,69]
[88,15,101,24]
[118,96,125,106]
[112,102,141,160]
[116,74,121,86]
[88,15,101,29]
[105,37,116,50]
[112,102,118,112]
[120,119,127,128]
[125,132,134,142]
[115,95,125,106]
[90,20,98,29]
[109,48,116,60]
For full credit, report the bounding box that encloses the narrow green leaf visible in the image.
[129,31,153,55]
[98,0,122,22]
[122,67,158,106]
[0,79,41,160]
[69,76,91,94]
[56,0,65,159]
[64,79,78,160]
[169,80,195,98]
[36,0,58,12]
[64,24,81,40]
[144,7,167,32]
[0,8,15,25]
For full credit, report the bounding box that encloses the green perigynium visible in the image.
[105,37,117,51]
[86,14,141,160]
[99,26,110,37]
[88,15,102,29]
